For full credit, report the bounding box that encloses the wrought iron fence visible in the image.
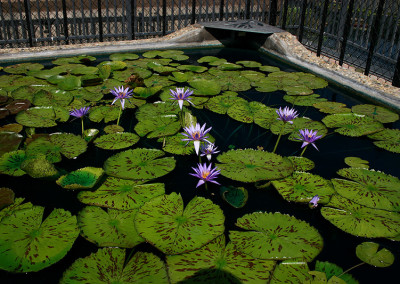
[1,0,400,86]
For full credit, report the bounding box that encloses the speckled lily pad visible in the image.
[189,79,222,96]
[313,101,352,114]
[16,106,70,128]
[206,94,246,115]
[367,128,400,153]
[352,104,399,123]
[49,133,87,159]
[88,105,120,123]
[94,132,140,150]
[284,94,328,106]
[269,260,311,284]
[0,150,27,176]
[287,156,315,171]
[344,157,369,169]
[0,132,23,157]
[134,117,181,139]
[56,167,104,190]
[227,101,266,123]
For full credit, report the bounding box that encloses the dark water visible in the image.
[1,47,400,283]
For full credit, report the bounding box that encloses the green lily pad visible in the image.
[208,70,252,91]
[78,206,144,248]
[352,104,399,123]
[334,168,400,211]
[71,88,103,101]
[189,79,222,96]
[103,124,124,134]
[216,149,294,182]
[133,85,163,99]
[220,186,248,208]
[197,56,226,64]
[0,150,27,176]
[284,85,314,96]
[52,55,96,65]
[25,137,62,163]
[104,148,176,180]
[321,194,400,238]
[344,157,369,169]
[168,71,193,82]
[322,113,384,137]
[230,212,323,261]
[158,133,195,155]
[0,132,23,157]
[147,62,177,74]
[20,154,59,178]
[98,64,111,80]
[50,75,81,91]
[0,198,33,221]
[367,128,400,153]
[296,73,328,89]
[4,63,44,74]
[135,101,180,121]
[284,94,327,107]
[217,62,243,71]
[56,167,104,190]
[288,117,328,141]
[240,70,266,82]
[83,128,99,142]
[270,260,311,284]
[16,106,69,127]
[287,156,315,171]
[10,86,37,101]
[109,53,139,61]
[88,105,120,123]
[167,234,275,283]
[0,206,79,272]
[314,261,358,284]
[356,242,394,267]
[77,178,164,210]
[227,101,267,123]
[97,60,127,71]
[144,74,174,87]
[0,123,23,133]
[177,65,208,73]
[135,117,181,138]
[80,74,103,86]
[49,133,87,159]
[271,171,334,204]
[236,60,262,68]
[270,119,297,136]
[206,94,246,114]
[94,132,140,150]
[60,248,168,284]
[0,188,14,210]
[253,106,280,129]
[33,89,73,107]
[85,78,124,94]
[259,65,281,73]
[135,193,224,254]
[313,101,352,114]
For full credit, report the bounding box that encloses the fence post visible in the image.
[364,0,385,76]
[97,0,103,42]
[61,0,69,44]
[281,0,289,30]
[269,0,278,26]
[298,0,308,43]
[162,0,167,35]
[339,0,355,66]
[219,0,225,21]
[245,0,251,20]
[130,0,136,39]
[191,0,196,24]
[317,0,329,57]
[23,0,34,47]
[392,51,400,87]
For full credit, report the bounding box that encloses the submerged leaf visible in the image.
[56,167,104,190]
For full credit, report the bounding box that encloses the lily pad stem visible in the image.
[338,262,365,277]
[272,128,283,153]
[300,145,308,157]
[81,118,85,137]
[116,105,122,126]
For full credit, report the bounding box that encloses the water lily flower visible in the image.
[169,87,194,110]
[297,129,323,150]
[276,106,299,124]
[200,143,220,161]
[182,123,212,155]
[309,195,320,208]
[190,162,221,188]
[110,86,133,125]
[70,106,90,118]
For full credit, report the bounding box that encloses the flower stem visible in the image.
[81,118,84,137]
[300,145,308,157]
[205,182,208,191]
[198,153,202,163]
[180,110,184,127]
[272,131,283,153]
[117,105,122,126]
[338,262,365,277]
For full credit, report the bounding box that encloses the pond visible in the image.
[0,47,399,283]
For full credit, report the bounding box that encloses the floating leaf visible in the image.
[104,148,176,180]
[0,198,33,221]
[344,157,369,169]
[259,65,281,73]
[216,149,293,182]
[209,70,251,91]
[83,128,99,142]
[49,133,87,159]
[352,104,399,123]
[4,63,44,74]
[197,56,226,64]
[60,248,168,283]
[287,156,315,171]
[230,212,323,261]
[78,178,164,210]
[103,125,124,134]
[321,194,400,238]
[283,85,313,96]
[288,117,328,141]
[253,106,280,130]
[158,133,195,155]
[5,99,31,114]
[98,64,111,80]
[52,55,96,65]
[0,132,23,157]
[356,242,394,267]
[206,94,246,115]
[88,105,120,123]
[313,101,351,114]
[0,123,23,133]
[78,206,144,248]
[144,74,174,87]
[21,154,59,178]
[322,113,384,137]
[227,101,266,123]
[314,261,359,284]
[0,188,14,210]
[56,167,104,190]
[97,60,127,71]
[16,106,69,128]
[135,193,224,254]
[33,89,73,107]
[167,234,274,283]
[271,172,334,204]
[109,53,139,61]
[94,132,139,150]
[133,85,163,99]
[269,260,311,284]
[189,79,222,96]
[220,186,248,208]
[334,168,400,212]
[236,60,262,68]
[177,65,208,73]
[0,150,27,176]
[284,94,327,106]
[0,206,79,272]
[25,136,62,163]
[217,62,243,71]
[134,117,181,138]
[240,70,266,81]
[135,101,180,121]
[296,73,328,89]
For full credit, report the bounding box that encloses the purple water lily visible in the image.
[200,143,220,161]
[276,106,299,124]
[190,162,221,188]
[182,123,212,155]
[169,87,194,110]
[309,195,320,208]
[297,129,323,150]
[110,86,133,110]
[69,106,90,118]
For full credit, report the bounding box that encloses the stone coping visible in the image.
[0,23,399,110]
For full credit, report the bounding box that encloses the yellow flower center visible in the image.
[192,131,200,140]
[202,171,210,179]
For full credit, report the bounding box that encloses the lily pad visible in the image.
[216,149,294,182]
[16,106,70,128]
[83,128,99,142]
[49,133,87,159]
[77,178,164,210]
[284,94,328,106]
[283,85,314,96]
[334,168,400,211]
[217,62,243,71]
[60,248,168,283]
[253,106,280,129]
[158,133,195,155]
[220,186,248,208]
[133,85,163,99]
[313,101,352,114]
[321,194,400,238]
[33,89,73,107]
[167,234,275,283]
[269,260,311,284]
[52,55,96,65]
[288,117,328,141]
[78,206,144,248]
[0,206,79,272]
[0,123,23,133]
[206,94,247,115]
[94,132,140,150]
[97,60,127,71]
[25,136,62,163]
[240,70,266,82]
[109,53,139,61]
[352,104,399,123]
[230,212,323,261]
[287,156,315,171]
[144,74,174,88]
[197,56,226,64]
[356,242,394,267]
[344,157,369,169]
[0,188,14,210]
[236,60,262,68]
[134,117,181,138]
[271,171,334,204]
[259,65,281,72]
[189,79,222,96]
[296,73,328,89]
[0,132,23,157]
[208,70,251,91]
[104,148,176,180]
[135,193,225,254]
[0,198,33,221]
[20,154,59,178]
[5,99,31,114]
[367,128,400,153]
[314,261,358,284]
[88,105,120,123]
[322,113,384,137]
[227,101,267,123]
[0,150,27,176]
[135,101,180,121]
[56,167,104,190]
[177,65,208,73]
[4,62,44,74]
